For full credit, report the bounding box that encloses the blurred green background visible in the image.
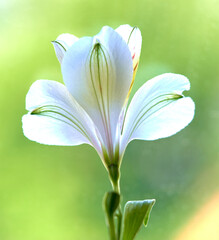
[0,0,219,239]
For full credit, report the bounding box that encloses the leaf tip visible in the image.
[143,199,156,227]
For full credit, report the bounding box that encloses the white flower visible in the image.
[22,25,195,171]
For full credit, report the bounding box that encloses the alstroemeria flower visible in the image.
[22,25,195,170]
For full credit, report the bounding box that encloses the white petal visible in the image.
[121,73,195,152]
[61,26,133,156]
[116,24,142,127]
[116,24,142,74]
[52,33,78,63]
[23,80,101,152]
[22,114,88,146]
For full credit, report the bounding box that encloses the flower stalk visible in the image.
[104,155,122,239]
[108,163,120,192]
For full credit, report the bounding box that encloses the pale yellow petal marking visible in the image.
[126,27,141,100]
[119,27,141,134]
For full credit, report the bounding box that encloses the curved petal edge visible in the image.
[120,73,195,153]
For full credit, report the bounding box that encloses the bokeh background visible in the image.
[0,0,219,239]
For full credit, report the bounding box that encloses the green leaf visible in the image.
[121,199,155,240]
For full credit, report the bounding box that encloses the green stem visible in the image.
[108,215,117,240]
[116,206,122,239]
[111,169,122,240]
[105,163,123,240]
[108,164,120,192]
[104,191,119,240]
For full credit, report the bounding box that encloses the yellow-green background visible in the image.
[0,0,219,239]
